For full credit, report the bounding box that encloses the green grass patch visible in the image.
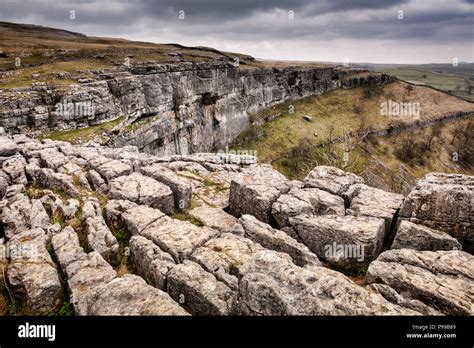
[171,209,204,227]
[125,114,161,132]
[40,116,124,144]
[4,298,30,316]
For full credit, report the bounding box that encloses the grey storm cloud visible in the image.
[0,0,408,24]
[0,0,472,63]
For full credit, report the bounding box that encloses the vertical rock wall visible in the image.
[0,62,392,156]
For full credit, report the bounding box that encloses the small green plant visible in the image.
[356,265,369,277]
[42,301,74,316]
[57,301,74,316]
[202,178,227,193]
[6,299,29,316]
[51,209,67,227]
[110,221,130,244]
[171,209,204,227]
[69,213,90,252]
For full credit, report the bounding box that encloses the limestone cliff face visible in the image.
[0,61,392,156]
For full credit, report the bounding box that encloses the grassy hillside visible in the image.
[0,21,262,89]
[380,66,474,102]
[231,80,474,193]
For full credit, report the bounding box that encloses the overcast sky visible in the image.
[1,0,473,64]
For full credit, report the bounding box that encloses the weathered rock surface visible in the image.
[0,133,471,317]
[366,249,474,315]
[344,184,404,231]
[2,155,27,185]
[229,164,292,223]
[2,185,32,237]
[400,173,473,253]
[129,235,176,290]
[38,148,68,170]
[140,217,219,263]
[85,215,119,261]
[303,166,364,197]
[84,274,189,316]
[87,169,108,194]
[7,227,62,313]
[235,250,417,315]
[236,214,320,267]
[40,192,80,218]
[52,226,186,315]
[34,168,81,197]
[52,226,117,315]
[140,163,192,211]
[189,205,237,232]
[272,186,345,228]
[30,199,50,230]
[0,136,19,156]
[167,260,235,315]
[190,233,264,290]
[392,220,462,251]
[2,61,386,157]
[290,214,386,270]
[109,172,174,214]
[366,283,442,315]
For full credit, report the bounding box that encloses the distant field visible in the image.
[380,67,474,102]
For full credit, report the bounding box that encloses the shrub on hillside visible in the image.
[394,137,427,165]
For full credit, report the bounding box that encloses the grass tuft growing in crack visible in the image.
[107,220,134,275]
[171,209,204,227]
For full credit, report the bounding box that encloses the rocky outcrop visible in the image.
[344,184,404,231]
[167,260,235,315]
[52,226,187,315]
[109,172,174,214]
[229,164,292,223]
[235,250,417,315]
[129,235,176,290]
[290,214,386,271]
[271,186,345,229]
[366,249,474,315]
[0,62,392,156]
[0,133,471,316]
[303,166,365,197]
[235,214,321,267]
[189,205,237,232]
[83,199,119,261]
[7,227,62,313]
[391,220,462,251]
[400,173,473,253]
